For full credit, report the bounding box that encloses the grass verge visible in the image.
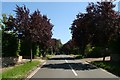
[2,60,40,78]
[45,54,53,60]
[91,61,120,77]
[74,55,84,59]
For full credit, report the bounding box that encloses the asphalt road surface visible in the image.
[30,55,119,80]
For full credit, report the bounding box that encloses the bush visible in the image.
[109,37,120,54]
[86,47,104,58]
[2,31,18,57]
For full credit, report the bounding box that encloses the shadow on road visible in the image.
[49,57,80,60]
[41,62,97,71]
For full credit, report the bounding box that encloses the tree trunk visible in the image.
[30,41,32,62]
[38,52,41,57]
[44,52,46,58]
[42,51,46,58]
[79,45,86,56]
[38,45,41,57]
[17,39,21,56]
[103,56,105,61]
[30,48,32,62]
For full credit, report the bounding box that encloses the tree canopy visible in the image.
[70,2,120,55]
[2,5,53,58]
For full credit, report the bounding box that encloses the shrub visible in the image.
[86,47,104,58]
[2,31,18,57]
[109,37,120,54]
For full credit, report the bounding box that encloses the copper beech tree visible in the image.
[70,2,120,56]
[14,5,53,61]
[30,10,53,57]
[49,38,62,54]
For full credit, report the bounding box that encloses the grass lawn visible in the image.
[2,60,40,79]
[91,61,120,77]
[0,72,1,80]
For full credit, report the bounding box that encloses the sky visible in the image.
[1,2,119,44]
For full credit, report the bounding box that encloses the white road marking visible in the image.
[65,59,78,76]
[27,62,46,78]
[65,59,68,63]
[43,62,46,65]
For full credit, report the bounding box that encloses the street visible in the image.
[30,55,119,80]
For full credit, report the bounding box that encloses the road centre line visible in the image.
[65,59,78,76]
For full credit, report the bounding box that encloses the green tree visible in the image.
[2,14,19,57]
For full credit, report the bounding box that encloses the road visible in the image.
[29,55,119,80]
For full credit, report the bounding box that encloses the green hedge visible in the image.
[109,37,120,54]
[2,31,40,57]
[86,46,110,58]
[2,31,18,57]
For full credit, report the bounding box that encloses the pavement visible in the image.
[27,55,119,80]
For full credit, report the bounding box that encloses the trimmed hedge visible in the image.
[2,31,18,57]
